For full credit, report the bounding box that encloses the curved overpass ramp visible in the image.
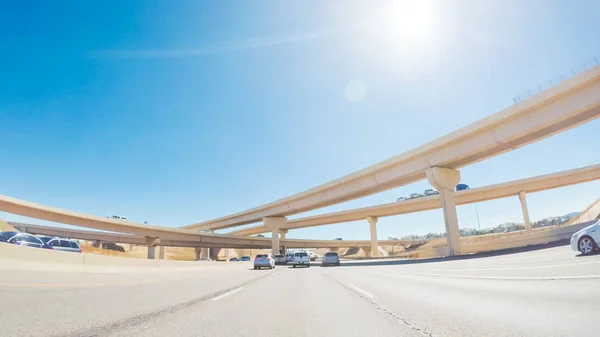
[230,164,600,235]
[185,65,600,231]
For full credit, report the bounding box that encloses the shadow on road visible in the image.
[336,240,574,267]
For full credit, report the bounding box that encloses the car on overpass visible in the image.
[570,219,600,255]
[423,189,440,196]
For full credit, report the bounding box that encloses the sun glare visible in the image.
[376,0,436,43]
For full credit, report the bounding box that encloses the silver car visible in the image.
[253,254,275,269]
[46,238,82,253]
[322,251,340,266]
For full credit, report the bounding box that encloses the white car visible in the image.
[254,254,275,269]
[292,251,310,268]
[570,220,600,255]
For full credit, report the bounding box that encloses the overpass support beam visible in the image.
[367,216,379,257]
[264,216,287,255]
[362,246,372,258]
[427,167,462,256]
[159,246,166,260]
[195,247,202,261]
[518,191,532,232]
[279,229,288,239]
[145,237,160,260]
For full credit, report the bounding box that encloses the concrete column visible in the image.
[362,246,372,258]
[518,191,532,231]
[201,248,210,259]
[367,216,379,258]
[93,240,102,248]
[264,216,287,255]
[145,237,160,260]
[426,167,462,256]
[159,246,166,259]
[128,244,134,252]
[195,247,202,261]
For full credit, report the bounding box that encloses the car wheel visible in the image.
[293,265,296,268]
[579,236,597,255]
[254,266,257,270]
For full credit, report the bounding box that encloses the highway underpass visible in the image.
[2,245,599,337]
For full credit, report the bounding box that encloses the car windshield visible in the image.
[256,254,268,258]
[294,253,308,257]
[274,254,284,258]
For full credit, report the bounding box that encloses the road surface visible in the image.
[1,245,599,336]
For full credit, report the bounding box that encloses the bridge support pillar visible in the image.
[427,167,462,256]
[195,247,202,261]
[93,240,102,248]
[145,237,160,260]
[518,191,532,231]
[362,246,372,258]
[367,216,379,257]
[264,216,287,255]
[159,246,166,259]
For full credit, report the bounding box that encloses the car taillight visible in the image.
[254,257,258,260]
[79,248,82,253]
[267,257,271,260]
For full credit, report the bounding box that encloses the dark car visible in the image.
[0,231,18,243]
[229,257,240,262]
[1,232,53,250]
[456,184,470,191]
[240,256,251,261]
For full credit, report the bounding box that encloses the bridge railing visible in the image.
[512,56,600,104]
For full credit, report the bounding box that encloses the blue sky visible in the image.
[1,0,599,240]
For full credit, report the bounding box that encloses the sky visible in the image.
[0,0,599,240]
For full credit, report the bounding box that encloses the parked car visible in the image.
[229,257,240,262]
[102,242,125,252]
[274,254,287,265]
[456,184,470,191]
[423,189,440,196]
[240,256,251,261]
[1,232,53,250]
[254,254,275,269]
[321,251,340,266]
[292,251,310,268]
[47,238,82,253]
[571,219,600,255]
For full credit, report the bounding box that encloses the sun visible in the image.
[377,0,437,43]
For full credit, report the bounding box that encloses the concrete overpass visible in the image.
[184,64,600,256]
[184,64,600,237]
[0,63,598,258]
[229,164,600,236]
[9,222,423,259]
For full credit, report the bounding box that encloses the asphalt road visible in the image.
[2,245,600,336]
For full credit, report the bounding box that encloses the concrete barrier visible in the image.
[0,242,207,273]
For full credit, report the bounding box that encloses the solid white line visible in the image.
[402,272,600,281]
[402,260,600,272]
[350,285,376,298]
[211,287,244,301]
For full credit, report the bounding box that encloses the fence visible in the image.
[512,56,600,104]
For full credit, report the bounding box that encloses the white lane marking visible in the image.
[399,259,600,272]
[211,287,244,301]
[350,285,376,298]
[402,272,600,281]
